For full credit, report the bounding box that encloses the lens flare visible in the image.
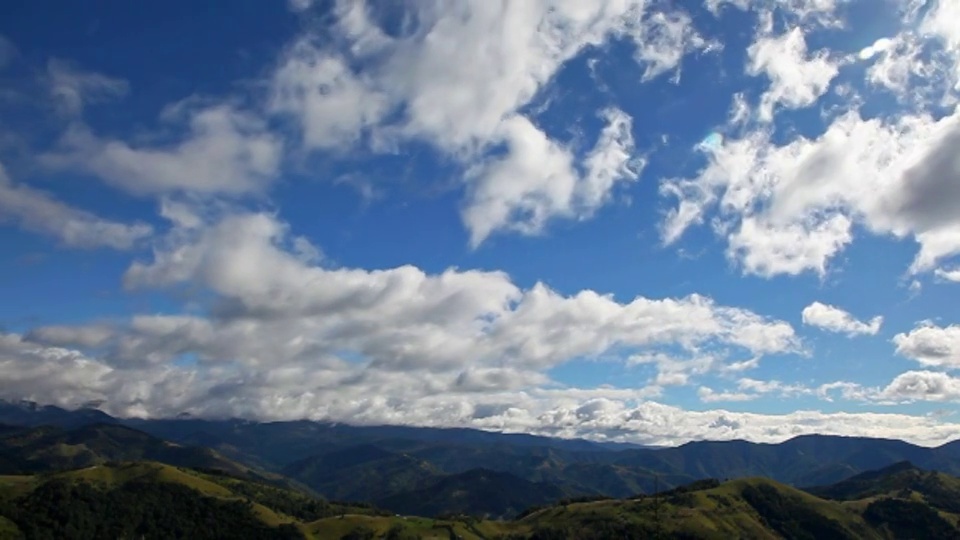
[700,132,723,151]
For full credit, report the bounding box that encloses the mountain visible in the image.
[376,467,574,519]
[282,444,441,502]
[5,400,960,512]
[806,461,960,514]
[0,423,251,476]
[514,468,960,540]
[5,459,960,539]
[0,401,118,429]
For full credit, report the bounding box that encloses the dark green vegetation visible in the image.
[2,476,302,540]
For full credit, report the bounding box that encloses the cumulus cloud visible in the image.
[661,105,960,277]
[42,103,283,196]
[894,322,960,369]
[920,0,960,91]
[112,211,800,371]
[0,162,152,249]
[268,0,708,244]
[879,370,960,403]
[463,109,641,246]
[747,25,840,121]
[801,301,883,336]
[9,209,811,438]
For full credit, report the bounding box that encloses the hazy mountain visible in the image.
[5,400,960,513]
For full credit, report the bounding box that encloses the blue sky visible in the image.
[1,0,960,446]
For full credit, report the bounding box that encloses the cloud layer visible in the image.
[0,0,959,447]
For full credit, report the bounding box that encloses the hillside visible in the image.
[283,444,442,502]
[508,469,960,540]
[4,459,960,538]
[0,461,395,539]
[0,423,251,477]
[377,468,574,519]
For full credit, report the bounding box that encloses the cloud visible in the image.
[112,210,801,372]
[894,322,960,369]
[6,330,960,446]
[698,377,812,403]
[935,267,960,282]
[45,59,128,116]
[41,103,283,196]
[10,209,807,433]
[661,105,960,277]
[462,108,641,246]
[879,370,960,403]
[819,370,960,405]
[920,0,960,90]
[268,40,388,150]
[747,26,840,121]
[0,34,17,69]
[268,0,708,244]
[698,386,757,402]
[0,162,152,249]
[801,301,883,336]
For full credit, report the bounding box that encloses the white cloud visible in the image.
[45,59,128,116]
[935,267,960,282]
[42,103,283,196]
[698,377,811,403]
[747,26,840,122]
[629,9,716,81]
[920,0,960,90]
[7,329,960,446]
[113,210,800,371]
[706,0,842,23]
[698,386,757,402]
[268,0,708,244]
[0,162,152,249]
[661,105,960,277]
[879,370,960,402]
[268,40,388,150]
[894,322,960,369]
[858,37,895,61]
[801,301,883,336]
[462,109,641,246]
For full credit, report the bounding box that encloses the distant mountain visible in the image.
[0,401,118,429]
[0,423,252,476]
[282,444,441,502]
[6,399,960,513]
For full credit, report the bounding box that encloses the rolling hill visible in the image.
[6,459,960,539]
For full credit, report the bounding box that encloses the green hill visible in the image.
[504,466,960,540]
[0,461,396,539]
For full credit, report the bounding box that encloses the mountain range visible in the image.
[4,400,960,527]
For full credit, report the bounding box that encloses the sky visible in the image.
[1,0,959,447]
